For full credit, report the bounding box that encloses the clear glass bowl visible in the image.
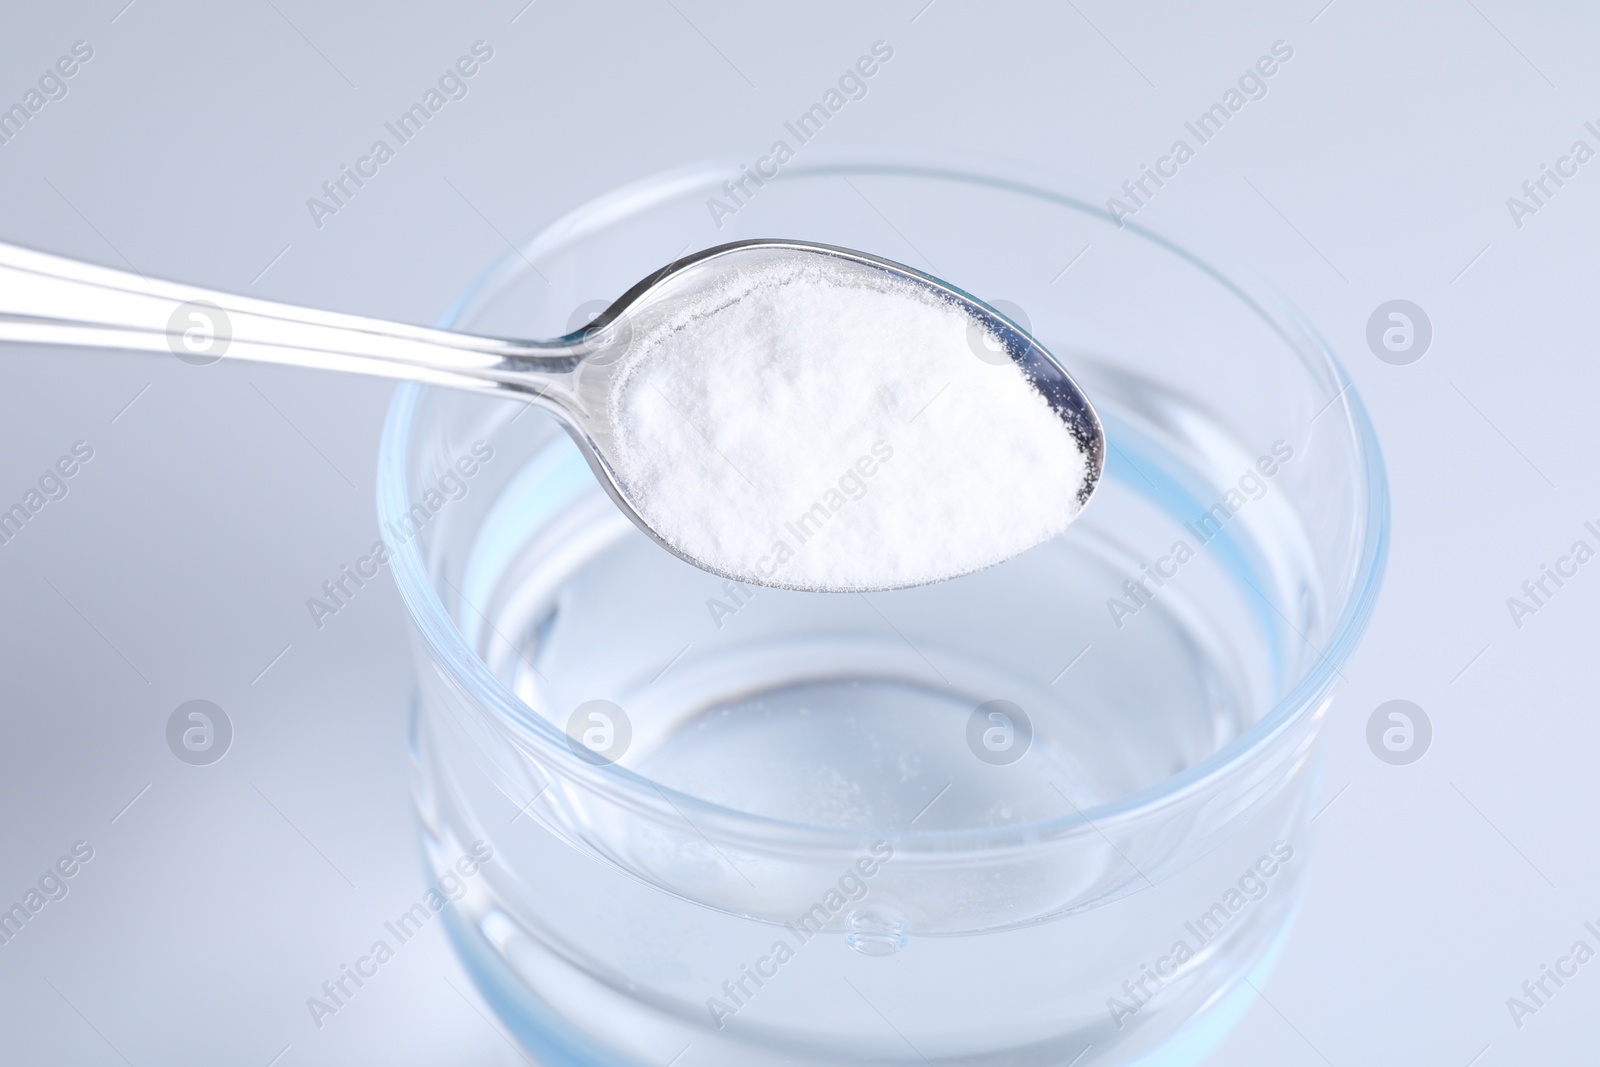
[380,151,1387,1066]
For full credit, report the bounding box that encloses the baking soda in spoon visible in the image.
[0,238,1095,591]
[606,255,1095,590]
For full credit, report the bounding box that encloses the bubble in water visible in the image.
[845,905,908,957]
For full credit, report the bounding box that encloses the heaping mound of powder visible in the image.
[606,256,1091,590]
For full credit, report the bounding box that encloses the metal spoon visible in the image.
[0,238,1103,590]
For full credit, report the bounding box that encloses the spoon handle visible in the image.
[0,240,573,400]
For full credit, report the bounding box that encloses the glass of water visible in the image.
[380,151,1387,1066]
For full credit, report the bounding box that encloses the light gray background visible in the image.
[1,1,1595,1064]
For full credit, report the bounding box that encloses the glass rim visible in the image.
[379,148,1390,848]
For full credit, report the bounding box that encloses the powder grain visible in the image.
[608,256,1090,590]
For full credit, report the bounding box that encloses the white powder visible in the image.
[606,256,1092,590]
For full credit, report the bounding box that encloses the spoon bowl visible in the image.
[0,238,1102,590]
